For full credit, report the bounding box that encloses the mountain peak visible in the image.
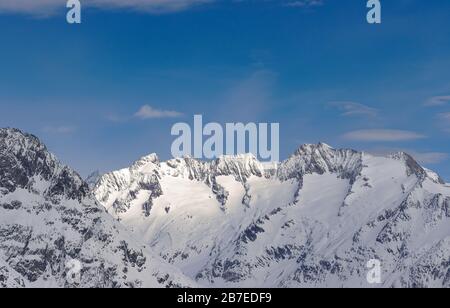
[130,153,160,173]
[280,143,362,182]
[0,127,88,200]
[295,142,336,155]
[388,151,428,181]
[0,127,49,155]
[0,128,196,288]
[216,153,258,161]
[92,140,450,288]
[85,170,102,189]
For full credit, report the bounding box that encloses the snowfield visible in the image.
[94,143,450,288]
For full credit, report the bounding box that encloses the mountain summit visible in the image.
[1,128,449,288]
[94,142,450,288]
[0,128,194,288]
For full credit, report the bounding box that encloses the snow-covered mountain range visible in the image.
[94,143,450,288]
[1,127,449,288]
[0,128,194,288]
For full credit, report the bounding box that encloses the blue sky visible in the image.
[0,0,450,179]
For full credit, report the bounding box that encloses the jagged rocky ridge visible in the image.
[1,127,449,288]
[95,143,450,288]
[85,170,102,190]
[0,128,195,288]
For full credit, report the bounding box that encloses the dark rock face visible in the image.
[278,143,364,183]
[0,128,192,288]
[0,259,25,288]
[0,129,52,193]
[47,167,90,202]
[85,170,102,190]
[241,224,265,243]
[0,128,88,201]
[1,201,22,210]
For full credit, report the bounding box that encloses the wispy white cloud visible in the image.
[283,0,324,8]
[134,105,183,119]
[0,0,327,15]
[424,95,450,107]
[436,112,450,133]
[437,112,450,121]
[329,101,378,117]
[342,129,426,142]
[0,0,213,15]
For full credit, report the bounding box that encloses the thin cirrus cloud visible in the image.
[437,112,450,133]
[328,101,378,117]
[342,129,426,142]
[0,0,326,15]
[437,112,450,121]
[0,0,213,15]
[134,105,183,119]
[424,96,450,107]
[283,0,324,8]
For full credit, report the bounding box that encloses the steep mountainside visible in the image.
[94,143,450,288]
[0,128,194,288]
[85,170,102,190]
[1,127,448,288]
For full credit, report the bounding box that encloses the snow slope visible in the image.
[1,127,448,288]
[0,128,195,288]
[94,143,450,288]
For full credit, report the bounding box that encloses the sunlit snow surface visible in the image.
[1,128,449,288]
[94,145,450,288]
[0,129,196,288]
